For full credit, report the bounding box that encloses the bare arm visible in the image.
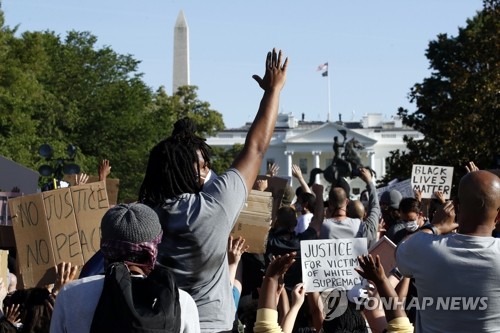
[281,283,306,333]
[356,254,407,323]
[232,49,288,192]
[292,164,311,194]
[309,184,325,237]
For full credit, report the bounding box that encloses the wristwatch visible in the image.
[419,223,438,235]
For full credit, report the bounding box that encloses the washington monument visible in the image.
[172,10,189,94]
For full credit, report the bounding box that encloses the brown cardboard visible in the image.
[7,182,110,288]
[9,193,57,288]
[42,189,85,266]
[64,175,120,206]
[71,181,109,262]
[0,250,8,287]
[232,190,273,254]
[368,236,397,277]
[255,175,289,222]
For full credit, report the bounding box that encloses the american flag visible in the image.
[317,62,328,71]
[317,62,328,77]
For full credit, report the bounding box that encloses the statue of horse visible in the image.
[308,137,376,196]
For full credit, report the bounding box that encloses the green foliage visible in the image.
[0,10,225,201]
[210,144,244,175]
[384,0,500,191]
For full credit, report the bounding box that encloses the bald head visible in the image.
[347,200,365,219]
[458,170,500,225]
[328,187,348,210]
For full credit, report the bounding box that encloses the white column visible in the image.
[312,151,322,184]
[284,151,294,178]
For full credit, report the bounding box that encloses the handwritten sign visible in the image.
[301,238,367,292]
[411,165,454,199]
[8,181,109,288]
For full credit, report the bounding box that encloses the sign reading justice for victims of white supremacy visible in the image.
[411,164,454,199]
[301,238,367,292]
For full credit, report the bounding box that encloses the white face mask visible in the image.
[403,220,419,232]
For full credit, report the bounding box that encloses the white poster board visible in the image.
[301,238,367,292]
[411,165,454,199]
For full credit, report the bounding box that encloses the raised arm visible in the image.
[231,49,288,192]
[359,168,380,244]
[292,164,311,194]
[309,184,325,237]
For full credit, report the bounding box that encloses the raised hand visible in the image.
[98,159,112,181]
[465,161,480,173]
[227,236,249,266]
[355,254,385,284]
[252,48,288,92]
[431,201,458,235]
[75,173,89,185]
[4,304,21,325]
[267,163,280,177]
[52,262,79,296]
[265,252,297,279]
[358,168,372,184]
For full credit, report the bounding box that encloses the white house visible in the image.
[206,113,422,197]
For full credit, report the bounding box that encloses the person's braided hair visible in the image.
[138,118,211,206]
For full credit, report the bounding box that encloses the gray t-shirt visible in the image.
[156,168,247,333]
[320,182,380,247]
[396,232,500,333]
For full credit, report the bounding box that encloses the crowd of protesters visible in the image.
[1,48,499,333]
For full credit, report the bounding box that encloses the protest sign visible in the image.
[64,175,120,206]
[71,182,109,262]
[368,236,397,277]
[8,181,109,288]
[256,175,289,223]
[301,238,367,292]
[0,192,22,249]
[231,190,273,254]
[0,250,9,288]
[411,165,454,199]
[377,179,414,201]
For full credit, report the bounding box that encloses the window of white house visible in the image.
[299,158,308,174]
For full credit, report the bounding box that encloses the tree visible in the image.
[383,0,499,190]
[0,8,226,200]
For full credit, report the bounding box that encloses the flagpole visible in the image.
[327,63,331,122]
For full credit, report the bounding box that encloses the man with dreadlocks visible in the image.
[138,48,288,333]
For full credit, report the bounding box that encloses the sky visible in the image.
[2,0,484,129]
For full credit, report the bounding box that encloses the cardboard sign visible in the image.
[8,181,109,288]
[0,250,9,287]
[231,190,273,254]
[256,175,289,223]
[368,236,397,277]
[411,165,454,199]
[64,175,120,206]
[301,238,367,292]
[9,193,57,288]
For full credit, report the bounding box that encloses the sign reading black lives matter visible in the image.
[301,238,367,292]
[411,164,454,199]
